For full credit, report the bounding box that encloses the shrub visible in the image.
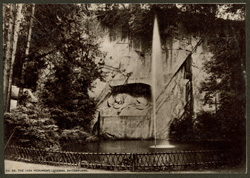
[59,126,99,144]
[4,104,60,151]
[193,112,221,141]
[169,116,195,142]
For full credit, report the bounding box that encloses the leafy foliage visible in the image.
[4,104,60,151]
[169,116,195,142]
[35,5,103,131]
[96,4,244,52]
[200,20,246,142]
[193,112,221,140]
[59,126,99,144]
[4,4,105,147]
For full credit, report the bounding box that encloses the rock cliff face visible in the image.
[97,84,154,139]
[93,31,212,139]
[100,115,153,139]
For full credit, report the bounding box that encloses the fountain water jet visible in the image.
[150,15,175,149]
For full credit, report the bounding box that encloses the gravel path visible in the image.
[4,160,246,174]
[4,160,114,174]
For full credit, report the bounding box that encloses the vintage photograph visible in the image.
[3,3,246,174]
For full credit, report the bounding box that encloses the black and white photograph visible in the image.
[2,3,246,174]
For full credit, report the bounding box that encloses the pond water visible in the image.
[62,139,234,153]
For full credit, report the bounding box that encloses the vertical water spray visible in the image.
[149,15,176,149]
[151,15,162,147]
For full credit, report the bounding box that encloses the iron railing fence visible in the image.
[5,145,242,171]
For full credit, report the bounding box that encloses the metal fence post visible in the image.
[131,153,135,172]
[194,151,197,168]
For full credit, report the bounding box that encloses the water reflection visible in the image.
[62,140,233,153]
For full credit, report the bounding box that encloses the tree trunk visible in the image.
[18,4,35,106]
[5,4,23,112]
[3,4,7,55]
[4,4,14,112]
